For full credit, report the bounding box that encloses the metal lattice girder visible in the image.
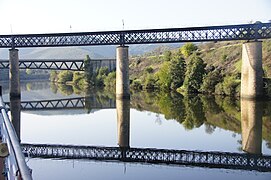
[5,97,85,110]
[0,59,116,71]
[21,143,271,172]
[5,97,116,111]
[0,23,271,48]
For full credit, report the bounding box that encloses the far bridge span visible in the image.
[0,58,116,71]
[5,97,116,111]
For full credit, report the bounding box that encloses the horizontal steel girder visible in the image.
[0,23,270,48]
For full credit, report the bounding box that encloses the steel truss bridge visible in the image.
[5,97,116,111]
[0,23,271,48]
[21,143,271,172]
[0,59,116,71]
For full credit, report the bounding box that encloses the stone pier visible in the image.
[116,46,130,99]
[241,99,262,154]
[9,49,21,98]
[241,41,263,99]
[117,98,130,148]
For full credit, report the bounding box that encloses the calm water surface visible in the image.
[1,81,271,180]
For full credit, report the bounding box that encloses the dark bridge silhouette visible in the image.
[5,97,116,111]
[0,23,270,48]
[21,143,271,172]
[0,58,116,71]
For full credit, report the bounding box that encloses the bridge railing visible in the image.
[0,86,33,180]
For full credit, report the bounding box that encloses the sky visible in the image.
[0,0,270,34]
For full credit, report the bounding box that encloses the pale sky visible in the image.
[0,0,270,34]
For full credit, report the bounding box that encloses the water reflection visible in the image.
[117,98,130,148]
[241,99,263,154]
[3,81,271,154]
[9,97,21,141]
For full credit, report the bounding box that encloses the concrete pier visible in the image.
[117,98,130,148]
[241,99,262,154]
[10,97,21,141]
[9,49,21,98]
[116,46,130,99]
[241,41,263,99]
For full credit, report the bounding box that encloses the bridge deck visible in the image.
[21,143,271,172]
[0,23,270,48]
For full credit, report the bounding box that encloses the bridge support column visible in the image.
[9,49,21,98]
[116,46,130,99]
[241,99,262,155]
[117,98,130,148]
[10,97,21,141]
[241,41,263,99]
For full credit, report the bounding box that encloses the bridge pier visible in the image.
[241,41,263,99]
[117,98,130,148]
[9,49,21,98]
[9,97,21,141]
[116,46,130,99]
[241,99,262,155]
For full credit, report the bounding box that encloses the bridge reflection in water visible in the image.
[6,96,271,173]
[5,96,116,111]
[21,143,271,172]
[241,99,263,155]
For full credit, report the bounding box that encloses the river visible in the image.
[1,81,271,180]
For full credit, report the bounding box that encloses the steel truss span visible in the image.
[0,23,271,48]
[5,97,116,111]
[21,144,271,172]
[0,59,116,71]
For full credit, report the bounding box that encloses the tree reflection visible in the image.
[183,95,206,130]
[58,84,73,96]
[129,90,271,150]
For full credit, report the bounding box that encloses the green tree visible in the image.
[57,70,73,83]
[222,76,240,96]
[182,96,206,130]
[201,69,222,94]
[104,71,116,88]
[84,55,95,85]
[155,61,171,90]
[170,55,186,89]
[163,50,172,61]
[144,74,157,90]
[96,67,109,86]
[182,54,206,93]
[50,70,58,82]
[58,84,73,95]
[73,72,84,84]
[180,43,197,58]
[131,79,143,90]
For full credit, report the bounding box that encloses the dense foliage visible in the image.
[50,40,271,97]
